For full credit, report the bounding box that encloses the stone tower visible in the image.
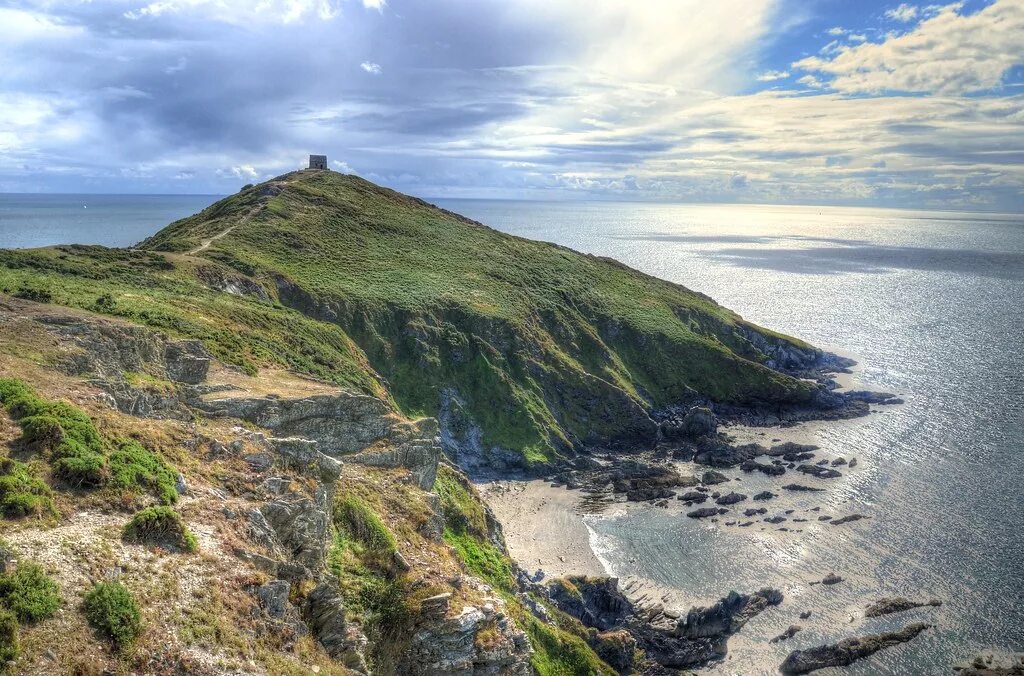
[308,154,328,170]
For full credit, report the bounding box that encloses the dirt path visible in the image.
[188,204,263,255]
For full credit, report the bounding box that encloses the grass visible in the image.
[0,459,54,518]
[122,506,198,553]
[327,491,417,672]
[82,581,142,651]
[0,379,180,506]
[0,608,17,664]
[108,440,178,506]
[1,170,819,467]
[0,563,60,624]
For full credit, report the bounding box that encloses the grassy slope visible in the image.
[1,170,818,466]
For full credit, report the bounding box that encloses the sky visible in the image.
[1,0,1022,210]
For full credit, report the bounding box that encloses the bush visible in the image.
[0,608,18,664]
[0,563,60,623]
[334,495,395,554]
[108,440,178,505]
[82,582,141,650]
[0,460,55,518]
[122,506,197,553]
[12,285,51,303]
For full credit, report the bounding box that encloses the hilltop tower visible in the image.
[308,154,328,170]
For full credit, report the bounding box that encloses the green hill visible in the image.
[1,170,822,467]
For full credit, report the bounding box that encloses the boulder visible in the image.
[864,597,942,618]
[780,623,931,674]
[715,492,747,506]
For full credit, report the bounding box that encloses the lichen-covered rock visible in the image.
[163,340,211,384]
[404,603,531,675]
[256,498,330,571]
[197,391,409,455]
[304,583,370,674]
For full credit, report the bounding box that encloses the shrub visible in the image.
[108,440,178,505]
[334,495,395,554]
[0,608,18,664]
[82,581,141,651]
[0,460,55,518]
[122,506,197,553]
[0,563,61,623]
[12,285,51,304]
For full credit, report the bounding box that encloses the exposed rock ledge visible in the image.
[780,622,931,674]
[545,575,782,670]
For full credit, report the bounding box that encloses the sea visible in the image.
[2,193,1023,674]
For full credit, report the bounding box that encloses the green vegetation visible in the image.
[0,608,17,664]
[108,441,178,506]
[434,465,615,675]
[1,170,819,467]
[333,494,396,557]
[327,492,417,672]
[0,379,178,506]
[0,563,60,624]
[82,581,142,651]
[0,459,54,518]
[122,506,198,553]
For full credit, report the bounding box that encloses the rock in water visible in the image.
[715,492,748,506]
[677,588,784,639]
[864,597,942,618]
[821,572,844,586]
[797,463,843,479]
[702,470,729,485]
[783,483,825,492]
[687,507,726,519]
[779,622,932,674]
[954,651,1024,675]
[753,490,776,501]
[831,514,869,526]
[771,625,803,643]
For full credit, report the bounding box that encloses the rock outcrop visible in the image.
[780,622,931,674]
[546,576,782,670]
[864,597,942,618]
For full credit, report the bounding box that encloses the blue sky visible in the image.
[0,0,1022,210]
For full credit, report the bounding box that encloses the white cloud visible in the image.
[827,26,846,35]
[165,56,187,74]
[216,165,258,180]
[362,0,386,10]
[794,0,1024,95]
[797,74,825,88]
[360,61,382,74]
[757,70,790,81]
[124,0,342,24]
[885,3,919,22]
[331,159,354,172]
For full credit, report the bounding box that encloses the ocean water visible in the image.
[0,193,220,249]
[436,200,1024,675]
[2,194,1023,673]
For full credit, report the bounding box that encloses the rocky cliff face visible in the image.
[0,298,534,675]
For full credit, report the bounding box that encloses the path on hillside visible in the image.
[189,204,263,255]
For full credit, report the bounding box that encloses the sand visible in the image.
[481,480,607,579]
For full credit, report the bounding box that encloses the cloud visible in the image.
[360,61,382,74]
[757,69,790,81]
[826,26,846,35]
[0,0,1021,210]
[885,3,919,22]
[362,0,386,10]
[795,1,1024,95]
